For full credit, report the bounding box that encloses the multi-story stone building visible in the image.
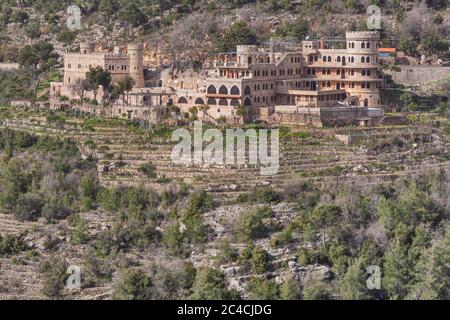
[50,42,173,121]
[52,42,145,100]
[175,31,384,126]
[51,31,384,126]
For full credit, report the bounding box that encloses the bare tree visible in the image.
[163,13,224,73]
[71,79,92,102]
[399,2,435,45]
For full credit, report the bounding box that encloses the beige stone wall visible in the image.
[63,53,130,86]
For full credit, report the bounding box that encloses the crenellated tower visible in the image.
[345,31,381,107]
[127,43,145,88]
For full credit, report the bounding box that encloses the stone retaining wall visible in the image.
[385,66,450,87]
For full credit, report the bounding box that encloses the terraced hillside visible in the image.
[1,108,450,300]
[2,110,450,202]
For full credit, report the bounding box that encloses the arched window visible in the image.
[361,57,365,63]
[207,85,217,94]
[362,70,366,76]
[244,97,252,106]
[366,57,371,63]
[230,86,240,95]
[248,57,252,65]
[219,85,228,95]
[244,86,251,95]
[367,42,371,48]
[178,97,188,104]
[327,82,331,87]
[230,99,240,106]
[364,99,369,107]
[351,57,355,63]
[337,56,341,63]
[195,98,204,105]
[323,56,327,62]
[207,98,217,105]
[352,42,355,48]
[218,98,228,106]
[361,42,365,49]
[327,56,332,62]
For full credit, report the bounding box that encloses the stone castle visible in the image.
[50,31,385,126]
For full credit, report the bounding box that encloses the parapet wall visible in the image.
[346,31,380,41]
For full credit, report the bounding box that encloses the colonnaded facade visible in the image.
[50,31,385,126]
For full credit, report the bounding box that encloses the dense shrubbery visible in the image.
[112,263,236,300]
[235,206,274,242]
[39,258,69,298]
[163,190,214,254]
[0,129,97,222]
[236,186,281,204]
[1,123,449,300]
[277,171,450,300]
[190,267,238,300]
[0,234,28,256]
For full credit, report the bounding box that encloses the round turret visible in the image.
[127,43,145,88]
[346,31,380,54]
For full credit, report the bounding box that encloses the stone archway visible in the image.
[219,85,228,95]
[207,85,217,94]
[230,86,240,95]
[195,98,205,105]
[178,97,188,104]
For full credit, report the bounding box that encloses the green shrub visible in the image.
[235,206,273,242]
[82,251,113,287]
[80,176,98,210]
[40,259,69,298]
[190,267,236,300]
[216,239,238,264]
[280,276,302,300]
[297,246,330,266]
[252,187,280,203]
[68,214,89,245]
[113,268,154,300]
[246,277,280,300]
[271,223,295,247]
[303,279,332,300]
[14,192,43,221]
[250,246,272,274]
[0,234,28,256]
[138,162,157,180]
